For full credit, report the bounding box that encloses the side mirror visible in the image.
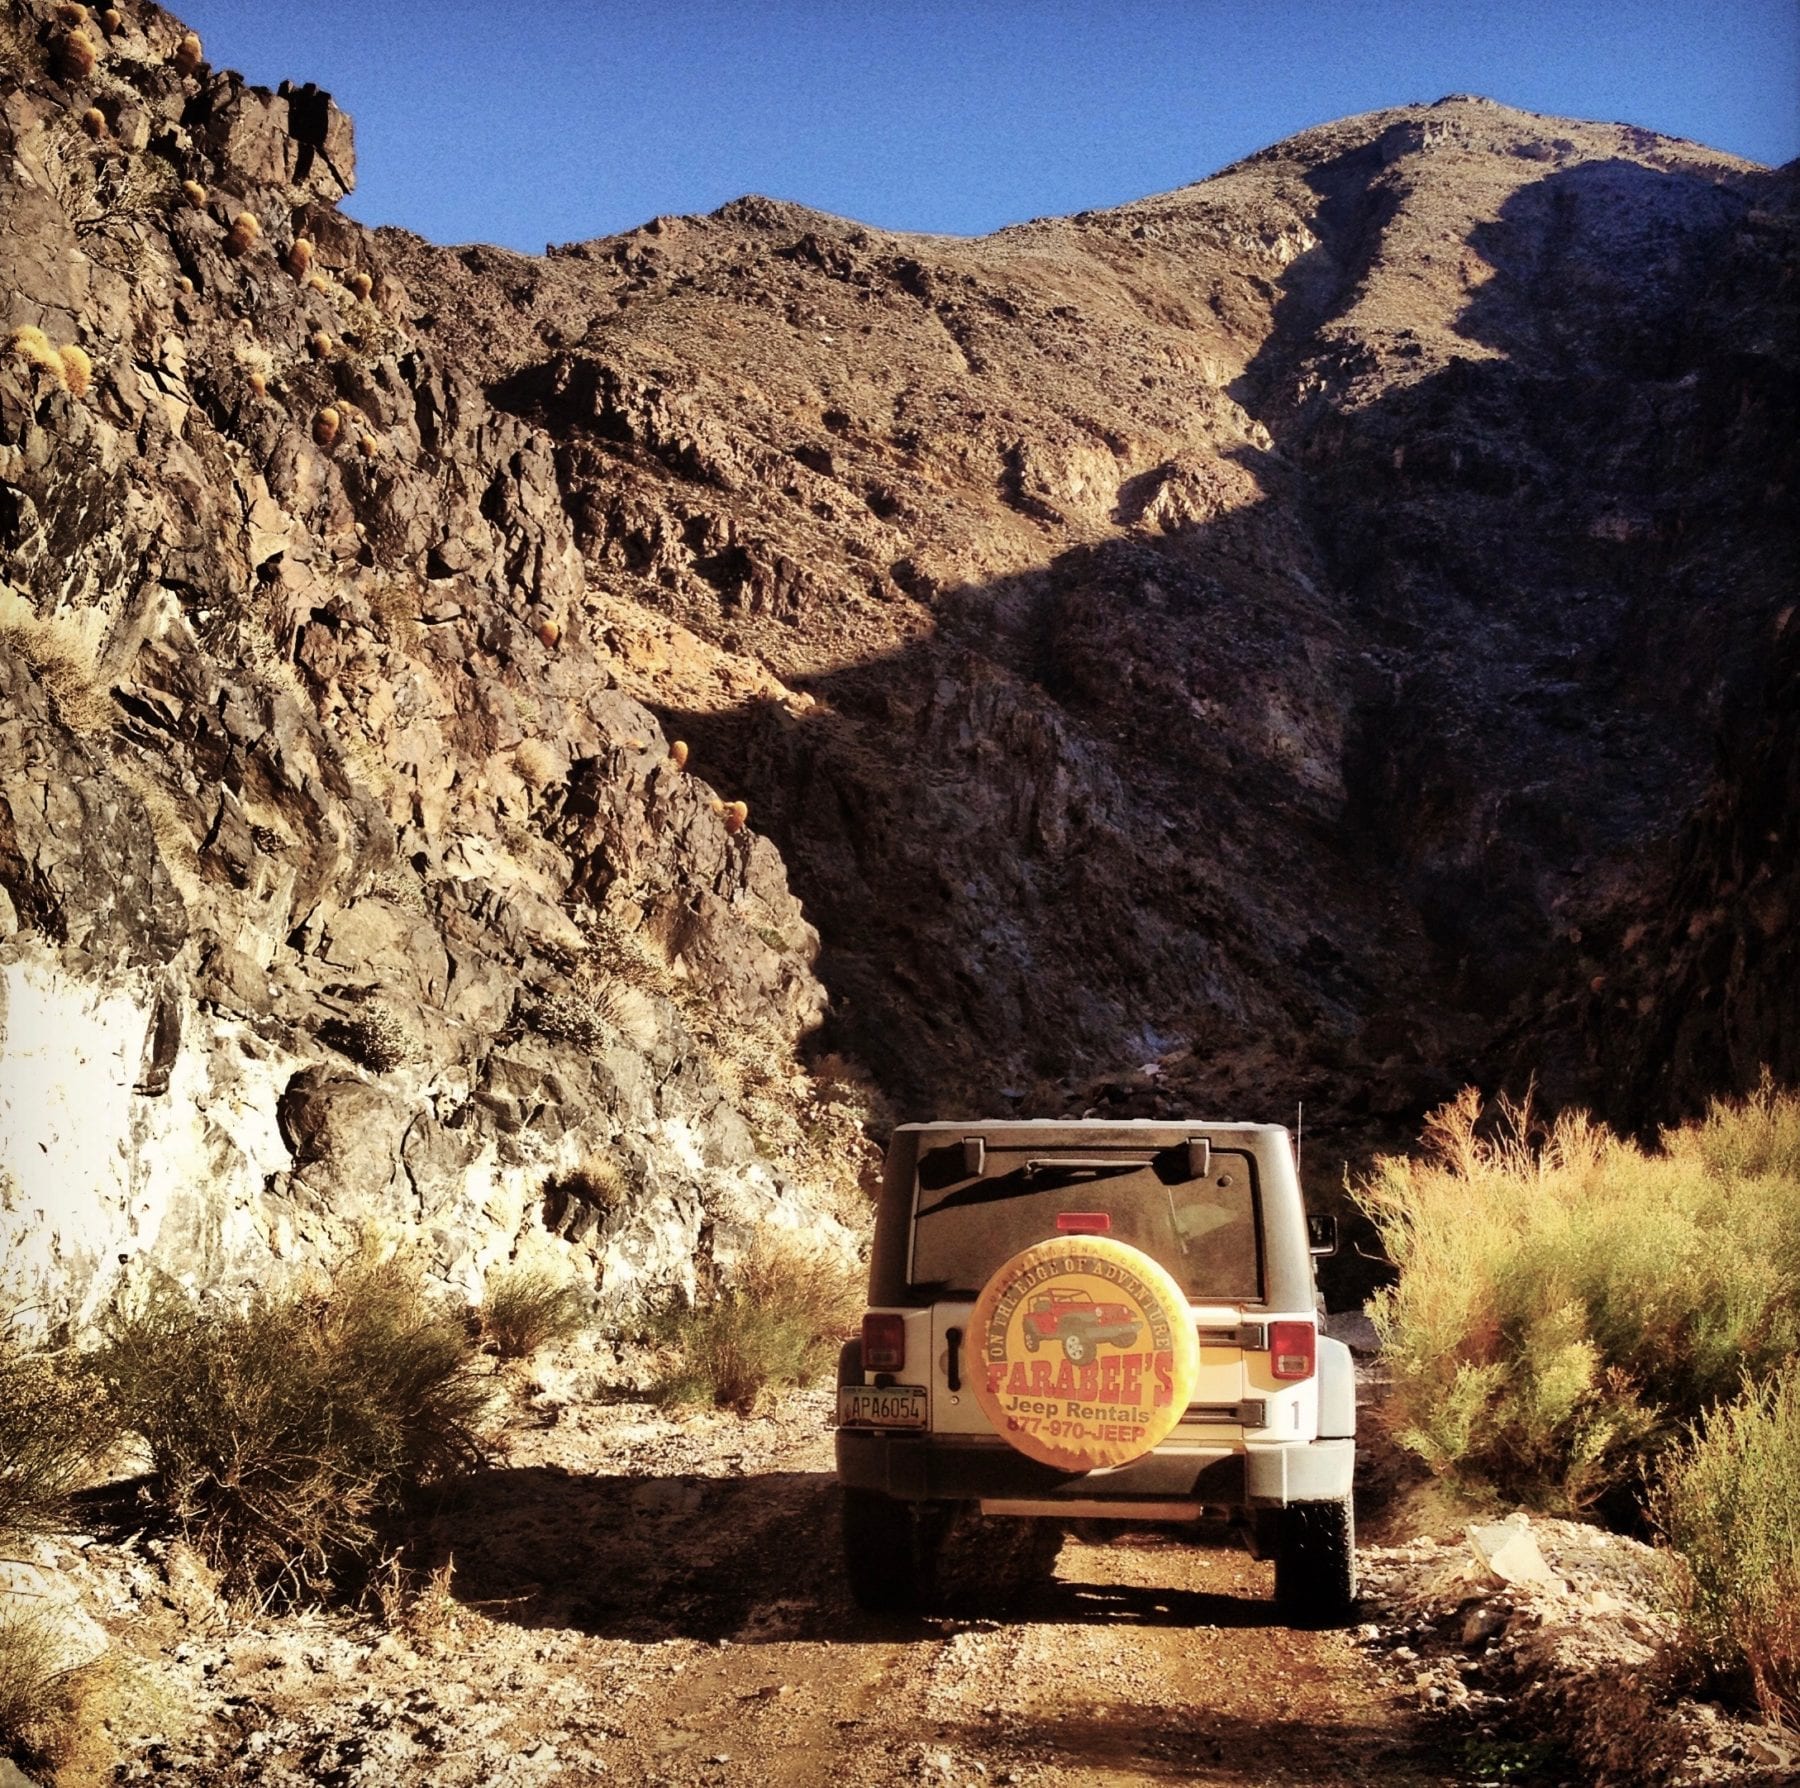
[1306,1213,1338,1257]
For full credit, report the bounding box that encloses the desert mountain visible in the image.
[1,0,1794,1325]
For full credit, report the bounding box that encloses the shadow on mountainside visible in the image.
[603,147,1797,1145]
[461,127,1799,1160]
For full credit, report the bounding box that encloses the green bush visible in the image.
[1358,1080,1800,1510]
[652,1240,860,1413]
[0,1336,117,1542]
[480,1264,587,1359]
[1652,1358,1800,1727]
[96,1253,492,1603]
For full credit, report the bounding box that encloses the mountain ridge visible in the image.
[0,0,1793,1328]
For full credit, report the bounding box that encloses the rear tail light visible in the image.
[1055,1211,1112,1234]
[1268,1320,1316,1380]
[861,1312,906,1372]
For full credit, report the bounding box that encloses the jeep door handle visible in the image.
[945,1326,963,1392]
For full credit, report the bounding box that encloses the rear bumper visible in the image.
[836,1431,1353,1509]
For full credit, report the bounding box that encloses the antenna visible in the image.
[1296,1101,1304,1179]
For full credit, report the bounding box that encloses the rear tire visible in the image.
[1060,1328,1090,1364]
[842,1488,938,1613]
[1273,1494,1356,1625]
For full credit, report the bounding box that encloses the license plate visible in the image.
[837,1384,927,1429]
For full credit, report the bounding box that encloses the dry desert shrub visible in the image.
[0,1335,117,1543]
[479,1264,587,1360]
[95,1253,492,1603]
[519,983,618,1049]
[1360,1080,1800,1511]
[371,1555,462,1650]
[651,1238,860,1412]
[0,1331,118,1767]
[0,597,112,734]
[319,999,420,1073]
[1653,1356,1800,1727]
[0,1606,100,1772]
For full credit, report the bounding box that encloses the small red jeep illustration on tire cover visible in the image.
[1020,1286,1142,1363]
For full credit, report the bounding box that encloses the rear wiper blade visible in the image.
[915,1161,1143,1218]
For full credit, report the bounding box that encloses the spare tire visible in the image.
[968,1234,1200,1472]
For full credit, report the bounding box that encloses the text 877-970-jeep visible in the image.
[834,1120,1355,1620]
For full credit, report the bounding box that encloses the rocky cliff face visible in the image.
[1,3,1793,1325]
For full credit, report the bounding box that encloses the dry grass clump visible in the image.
[95,1254,491,1603]
[1653,1356,1800,1726]
[0,1332,118,1767]
[519,984,618,1049]
[0,1607,102,1774]
[318,1000,420,1073]
[1360,1079,1800,1511]
[651,1239,860,1412]
[370,1555,462,1651]
[542,1154,630,1243]
[480,1264,587,1359]
[0,598,111,734]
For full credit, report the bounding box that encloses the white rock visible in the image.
[1468,1522,1561,1589]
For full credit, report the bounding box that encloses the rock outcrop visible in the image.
[0,1,863,1332]
[1,2,1793,1324]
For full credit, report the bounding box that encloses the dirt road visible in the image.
[71,1370,1787,1786]
[392,1385,1457,1788]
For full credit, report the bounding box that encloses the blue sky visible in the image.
[172,1,1800,251]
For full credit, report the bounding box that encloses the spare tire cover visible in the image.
[969,1234,1200,1472]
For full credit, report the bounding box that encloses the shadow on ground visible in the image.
[419,1463,1310,1643]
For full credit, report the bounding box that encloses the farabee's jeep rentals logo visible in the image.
[969,1234,1201,1472]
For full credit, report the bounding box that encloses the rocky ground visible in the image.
[8,1346,1793,1788]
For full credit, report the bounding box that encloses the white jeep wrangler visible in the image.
[835,1120,1356,1620]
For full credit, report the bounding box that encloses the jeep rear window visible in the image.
[907,1145,1262,1300]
